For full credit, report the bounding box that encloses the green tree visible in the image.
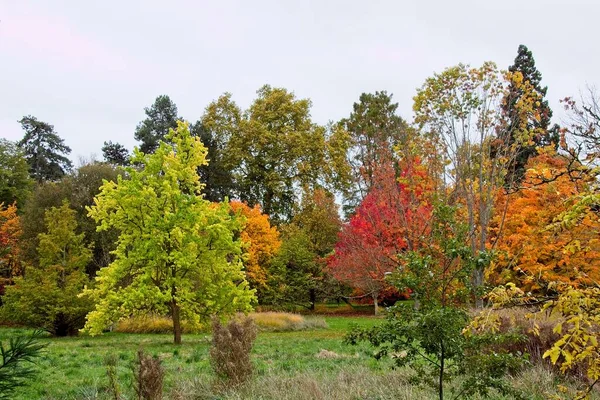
[193,104,237,201]
[217,85,350,224]
[17,116,72,182]
[0,331,46,399]
[0,139,33,209]
[83,122,255,344]
[340,91,407,210]
[134,95,180,154]
[1,202,93,336]
[101,141,129,166]
[503,45,560,186]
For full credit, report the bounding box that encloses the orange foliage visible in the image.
[230,201,281,289]
[0,203,22,280]
[488,151,600,292]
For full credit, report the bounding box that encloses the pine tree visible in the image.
[18,116,72,182]
[134,95,180,154]
[101,141,129,166]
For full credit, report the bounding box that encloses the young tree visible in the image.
[0,139,33,209]
[413,62,542,306]
[328,159,433,315]
[83,122,255,344]
[503,45,560,186]
[134,95,180,154]
[0,203,22,281]
[1,202,93,336]
[229,201,281,294]
[17,116,72,182]
[101,141,129,166]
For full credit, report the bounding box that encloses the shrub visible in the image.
[104,354,121,400]
[210,316,257,388]
[249,312,327,331]
[0,331,46,399]
[115,315,204,334]
[133,349,164,400]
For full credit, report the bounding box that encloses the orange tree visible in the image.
[229,201,280,297]
[0,203,22,283]
[488,149,599,293]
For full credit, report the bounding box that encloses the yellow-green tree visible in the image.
[1,202,93,336]
[83,122,255,344]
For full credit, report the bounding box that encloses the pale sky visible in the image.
[1,0,598,162]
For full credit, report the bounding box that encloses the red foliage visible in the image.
[327,159,433,303]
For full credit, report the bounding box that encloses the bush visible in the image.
[0,331,46,399]
[249,312,327,331]
[115,315,204,334]
[210,316,257,388]
[133,349,164,400]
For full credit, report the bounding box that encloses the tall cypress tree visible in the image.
[504,45,560,187]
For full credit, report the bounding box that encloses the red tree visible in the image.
[328,158,433,314]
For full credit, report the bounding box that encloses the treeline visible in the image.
[1,44,600,393]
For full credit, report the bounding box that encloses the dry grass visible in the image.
[115,315,204,334]
[133,349,165,400]
[248,312,327,332]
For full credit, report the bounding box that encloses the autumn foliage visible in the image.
[328,159,433,312]
[488,149,600,292]
[0,203,22,283]
[230,201,281,290]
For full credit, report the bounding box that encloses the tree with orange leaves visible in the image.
[230,201,280,294]
[488,148,600,293]
[0,203,22,281]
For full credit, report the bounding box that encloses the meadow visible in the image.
[2,314,596,400]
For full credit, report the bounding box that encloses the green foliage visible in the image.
[0,139,33,209]
[101,141,130,166]
[1,202,93,336]
[19,162,121,277]
[0,331,46,399]
[17,115,73,182]
[83,122,255,344]
[134,95,180,154]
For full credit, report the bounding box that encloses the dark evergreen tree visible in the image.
[18,116,73,182]
[101,141,129,166]
[340,91,407,211]
[134,95,180,154]
[504,45,560,187]
[191,121,236,202]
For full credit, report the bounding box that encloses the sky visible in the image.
[1,0,599,163]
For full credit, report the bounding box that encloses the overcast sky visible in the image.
[1,0,598,162]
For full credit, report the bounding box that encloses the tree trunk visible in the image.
[309,288,316,311]
[171,300,182,345]
[473,267,484,309]
[373,292,379,316]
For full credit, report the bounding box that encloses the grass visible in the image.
[1,315,597,399]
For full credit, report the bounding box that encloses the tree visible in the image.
[17,116,72,182]
[503,45,560,186]
[340,91,408,209]
[0,203,22,281]
[83,122,255,344]
[0,331,46,399]
[1,202,93,336]
[229,201,281,293]
[215,85,350,223]
[134,95,180,154]
[488,149,599,292]
[0,139,33,209]
[328,159,433,315]
[413,62,542,307]
[101,141,129,166]
[19,162,121,277]
[269,188,344,310]
[195,96,240,201]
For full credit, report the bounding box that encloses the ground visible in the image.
[1,316,596,399]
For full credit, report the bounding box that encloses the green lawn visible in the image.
[1,316,596,400]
